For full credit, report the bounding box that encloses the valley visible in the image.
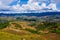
[0,13,60,40]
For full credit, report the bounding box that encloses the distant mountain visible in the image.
[0,12,60,17]
[0,9,11,11]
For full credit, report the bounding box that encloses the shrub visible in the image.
[0,21,9,29]
[25,28,40,34]
[12,23,22,29]
[36,24,46,31]
[28,23,36,27]
[16,17,22,20]
[15,24,22,28]
[51,29,60,34]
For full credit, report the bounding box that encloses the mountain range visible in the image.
[0,12,60,17]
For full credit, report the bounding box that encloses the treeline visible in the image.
[16,17,37,22]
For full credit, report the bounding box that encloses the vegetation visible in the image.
[23,18,37,22]
[36,24,46,31]
[28,22,36,27]
[0,15,60,40]
[12,23,22,29]
[0,31,44,40]
[0,20,9,29]
[25,28,40,34]
[50,29,60,34]
[16,17,23,21]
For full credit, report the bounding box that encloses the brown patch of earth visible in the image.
[43,33,60,40]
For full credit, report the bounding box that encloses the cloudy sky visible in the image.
[0,0,60,13]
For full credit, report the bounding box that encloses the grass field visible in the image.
[0,31,45,40]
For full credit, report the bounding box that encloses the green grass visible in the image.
[0,31,22,40]
[0,31,44,40]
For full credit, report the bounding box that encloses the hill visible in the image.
[0,12,60,40]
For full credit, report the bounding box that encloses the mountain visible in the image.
[0,12,60,17]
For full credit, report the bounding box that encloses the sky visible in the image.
[0,0,60,13]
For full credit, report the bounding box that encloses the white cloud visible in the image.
[0,1,14,12]
[48,3,57,10]
[11,0,58,11]
[0,0,14,5]
[0,1,9,9]
[51,0,60,3]
[0,0,60,13]
[11,0,42,11]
